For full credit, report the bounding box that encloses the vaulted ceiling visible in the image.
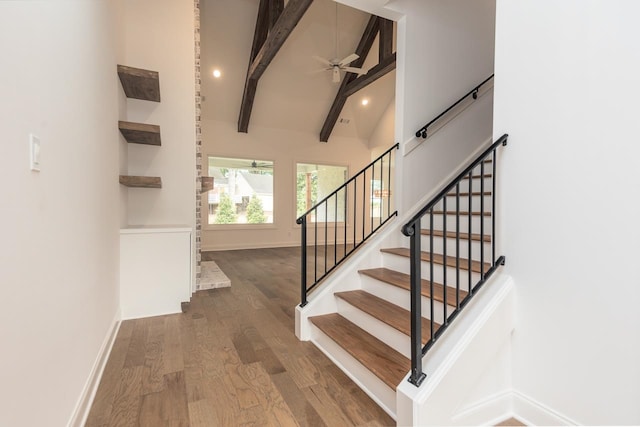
[200,0,395,142]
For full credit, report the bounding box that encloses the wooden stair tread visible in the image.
[117,65,160,102]
[309,313,409,389]
[446,191,492,197]
[335,290,441,345]
[118,121,161,146]
[421,229,490,242]
[380,247,490,273]
[432,210,491,216]
[119,175,162,188]
[461,173,492,179]
[358,267,468,304]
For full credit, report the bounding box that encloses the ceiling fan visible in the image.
[313,3,368,83]
[251,160,273,171]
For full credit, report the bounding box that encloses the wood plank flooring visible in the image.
[85,247,393,427]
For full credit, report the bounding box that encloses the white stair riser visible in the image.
[431,214,492,232]
[382,252,484,285]
[420,236,492,260]
[360,275,459,323]
[336,298,413,358]
[439,195,493,211]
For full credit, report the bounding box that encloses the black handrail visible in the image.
[402,134,508,386]
[297,143,399,307]
[415,75,494,139]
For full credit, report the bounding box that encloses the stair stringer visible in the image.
[396,272,515,426]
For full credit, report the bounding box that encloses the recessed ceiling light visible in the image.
[213,69,222,78]
[361,98,369,106]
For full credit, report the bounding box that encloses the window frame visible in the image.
[202,155,276,229]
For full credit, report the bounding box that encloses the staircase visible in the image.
[299,144,505,418]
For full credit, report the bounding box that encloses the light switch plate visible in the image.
[30,133,40,171]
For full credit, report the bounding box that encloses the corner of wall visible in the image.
[396,274,515,426]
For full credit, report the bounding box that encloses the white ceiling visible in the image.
[200,0,395,142]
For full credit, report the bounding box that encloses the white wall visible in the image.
[369,98,396,156]
[0,2,120,426]
[119,0,196,284]
[201,119,372,250]
[121,0,196,227]
[387,0,496,213]
[494,1,640,424]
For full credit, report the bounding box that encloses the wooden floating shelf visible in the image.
[117,65,160,102]
[201,177,214,193]
[118,121,161,146]
[119,175,162,188]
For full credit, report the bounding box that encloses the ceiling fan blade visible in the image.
[312,55,333,66]
[332,67,341,83]
[343,66,367,76]
[338,53,359,66]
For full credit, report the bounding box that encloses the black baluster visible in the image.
[430,209,434,341]
[300,215,307,306]
[325,202,328,274]
[443,197,447,325]
[314,206,318,284]
[468,171,472,295]
[334,194,338,266]
[480,161,485,281]
[492,149,497,266]
[456,183,460,309]
[409,219,425,386]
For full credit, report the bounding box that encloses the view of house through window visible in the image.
[296,163,348,222]
[207,157,274,225]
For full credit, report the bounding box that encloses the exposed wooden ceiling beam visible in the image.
[239,0,313,133]
[240,0,270,133]
[343,52,396,98]
[379,18,393,62]
[248,0,313,81]
[319,15,381,143]
[250,0,270,62]
[269,0,284,28]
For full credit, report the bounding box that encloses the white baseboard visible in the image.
[452,390,513,425]
[201,240,299,251]
[512,390,579,426]
[449,388,579,426]
[67,309,121,427]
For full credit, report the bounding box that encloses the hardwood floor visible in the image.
[85,247,394,426]
[496,417,526,426]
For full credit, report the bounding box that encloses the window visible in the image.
[206,156,274,225]
[296,163,348,222]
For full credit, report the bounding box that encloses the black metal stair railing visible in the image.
[297,143,399,307]
[415,74,494,139]
[402,134,508,386]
